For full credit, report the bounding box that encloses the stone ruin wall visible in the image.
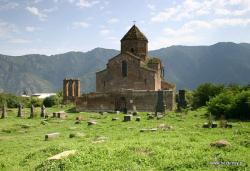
[75,90,175,112]
[63,78,80,103]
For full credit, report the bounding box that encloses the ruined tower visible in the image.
[63,78,80,102]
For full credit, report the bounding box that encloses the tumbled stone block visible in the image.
[140,128,158,132]
[57,112,67,119]
[112,118,119,121]
[48,150,76,160]
[87,120,97,125]
[45,132,60,141]
[210,140,230,148]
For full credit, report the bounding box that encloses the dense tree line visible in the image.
[0,91,62,108]
[189,83,250,120]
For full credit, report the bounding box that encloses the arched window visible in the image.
[131,48,134,53]
[122,60,128,77]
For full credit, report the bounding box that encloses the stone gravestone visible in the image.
[124,115,132,122]
[1,104,7,119]
[135,116,141,122]
[30,104,35,118]
[17,103,24,117]
[41,105,46,118]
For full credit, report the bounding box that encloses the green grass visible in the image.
[0,107,249,171]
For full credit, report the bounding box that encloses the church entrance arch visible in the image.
[115,96,127,113]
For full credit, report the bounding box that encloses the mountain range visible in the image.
[0,42,249,95]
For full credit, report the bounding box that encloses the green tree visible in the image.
[43,95,61,107]
[207,91,235,119]
[29,97,43,107]
[232,90,250,119]
[192,83,225,109]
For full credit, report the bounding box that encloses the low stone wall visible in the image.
[76,90,175,112]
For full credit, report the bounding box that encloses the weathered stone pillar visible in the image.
[1,104,7,118]
[17,103,24,117]
[30,104,35,118]
[41,105,46,118]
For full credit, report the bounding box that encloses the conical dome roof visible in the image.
[121,25,148,42]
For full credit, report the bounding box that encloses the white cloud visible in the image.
[150,35,199,50]
[212,18,250,27]
[164,18,250,37]
[33,0,43,3]
[106,36,117,40]
[26,6,47,21]
[0,2,19,10]
[43,7,58,13]
[77,0,100,8]
[153,16,250,49]
[8,38,31,44]
[151,0,250,22]
[107,18,119,24]
[68,0,75,3]
[100,29,110,35]
[25,26,41,32]
[104,1,109,5]
[0,21,17,38]
[73,21,90,28]
[164,20,212,36]
[147,4,155,11]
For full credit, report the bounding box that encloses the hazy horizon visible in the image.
[0,41,249,56]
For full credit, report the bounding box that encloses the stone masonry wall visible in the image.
[96,53,157,92]
[75,90,175,112]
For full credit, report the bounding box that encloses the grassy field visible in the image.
[0,106,249,171]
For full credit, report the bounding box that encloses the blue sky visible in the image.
[0,0,250,55]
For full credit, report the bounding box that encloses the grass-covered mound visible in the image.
[0,107,249,170]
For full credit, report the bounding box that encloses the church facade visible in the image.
[73,25,176,112]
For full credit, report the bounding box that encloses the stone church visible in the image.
[65,25,176,112]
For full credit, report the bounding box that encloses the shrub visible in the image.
[43,95,61,107]
[192,83,225,109]
[29,97,43,107]
[207,90,250,120]
[0,93,24,108]
[232,90,250,120]
[207,91,235,119]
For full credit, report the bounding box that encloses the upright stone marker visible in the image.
[1,104,7,118]
[30,104,35,118]
[124,115,132,122]
[17,103,24,117]
[41,105,46,118]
